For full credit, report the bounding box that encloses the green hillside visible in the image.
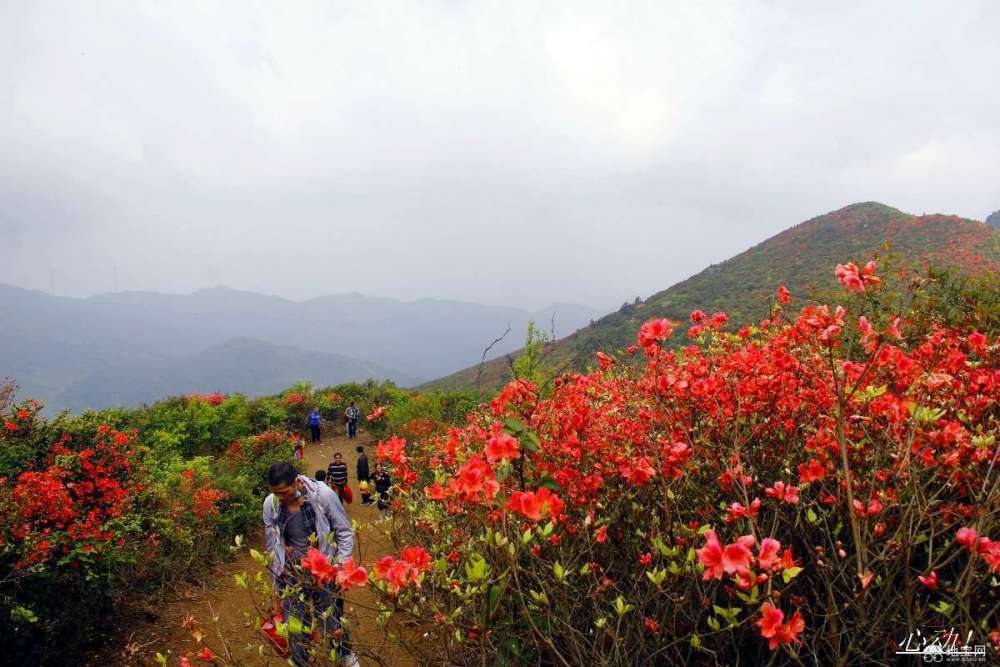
[427,202,1000,390]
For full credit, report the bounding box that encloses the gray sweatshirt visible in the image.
[262,474,354,582]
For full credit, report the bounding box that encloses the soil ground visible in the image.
[107,428,418,666]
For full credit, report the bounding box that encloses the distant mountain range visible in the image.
[426,202,1000,390]
[0,286,600,412]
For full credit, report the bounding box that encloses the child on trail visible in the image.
[294,437,305,461]
[307,408,322,443]
[356,446,372,506]
[373,463,392,519]
[345,402,359,439]
[326,452,349,501]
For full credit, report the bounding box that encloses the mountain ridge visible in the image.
[424,202,1000,391]
[0,285,600,411]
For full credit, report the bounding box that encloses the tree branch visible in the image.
[476,323,512,389]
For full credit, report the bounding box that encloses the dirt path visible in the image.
[115,430,417,666]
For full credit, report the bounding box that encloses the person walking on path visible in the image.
[307,407,322,443]
[262,462,359,667]
[326,452,349,501]
[345,402,359,439]
[373,462,392,519]
[293,437,305,461]
[355,446,372,506]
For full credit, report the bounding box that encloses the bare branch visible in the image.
[476,323,512,389]
[0,376,17,412]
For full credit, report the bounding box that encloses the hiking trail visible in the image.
[114,431,417,666]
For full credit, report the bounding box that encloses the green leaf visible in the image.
[488,584,502,618]
[707,616,721,631]
[522,431,541,452]
[782,566,803,583]
[806,508,818,523]
[690,635,701,649]
[503,417,527,434]
[930,600,954,617]
[465,553,490,582]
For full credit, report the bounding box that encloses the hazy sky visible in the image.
[2,1,998,311]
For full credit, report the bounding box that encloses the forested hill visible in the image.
[426,202,1000,390]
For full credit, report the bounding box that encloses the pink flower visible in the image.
[758,538,782,571]
[917,570,938,590]
[697,530,754,580]
[765,481,800,504]
[956,527,978,549]
[335,558,369,590]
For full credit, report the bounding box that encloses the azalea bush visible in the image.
[0,415,147,657]
[363,263,999,665]
[0,390,285,661]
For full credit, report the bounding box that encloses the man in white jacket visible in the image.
[263,462,359,667]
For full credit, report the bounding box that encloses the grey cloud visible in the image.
[1,1,998,310]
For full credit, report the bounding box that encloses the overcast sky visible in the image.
[2,1,998,311]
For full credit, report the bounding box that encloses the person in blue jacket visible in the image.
[307,407,322,443]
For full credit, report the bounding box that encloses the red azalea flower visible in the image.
[956,527,978,548]
[485,432,521,463]
[697,530,754,580]
[758,538,782,571]
[757,603,805,650]
[335,558,369,590]
[637,318,673,349]
[765,481,800,504]
[917,570,938,590]
[301,548,336,586]
[797,458,826,484]
[196,647,215,662]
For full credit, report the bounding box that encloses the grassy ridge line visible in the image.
[424,202,1000,391]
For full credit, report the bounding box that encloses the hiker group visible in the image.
[306,402,360,444]
[262,405,391,666]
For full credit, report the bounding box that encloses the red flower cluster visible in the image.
[374,546,432,594]
[282,392,307,406]
[300,548,369,590]
[187,392,225,405]
[364,260,998,660]
[757,602,805,649]
[3,426,141,570]
[835,260,880,293]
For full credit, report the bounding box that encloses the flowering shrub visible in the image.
[0,420,147,656]
[366,263,999,664]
